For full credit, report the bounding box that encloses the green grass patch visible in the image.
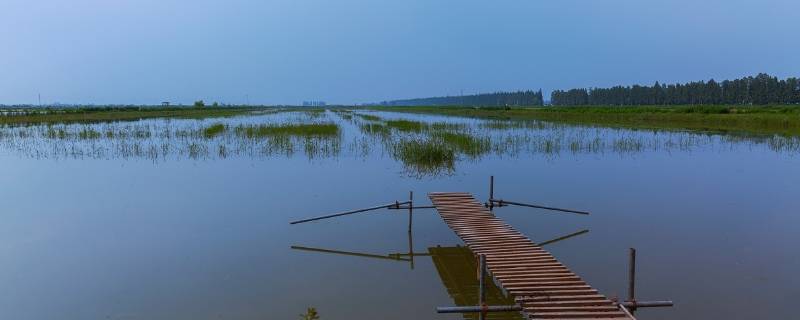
[368,105,800,136]
[432,131,491,157]
[392,139,455,175]
[0,106,265,126]
[203,123,226,138]
[359,123,391,136]
[386,119,427,132]
[355,113,382,121]
[235,123,339,138]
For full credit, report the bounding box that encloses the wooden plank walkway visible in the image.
[430,192,631,320]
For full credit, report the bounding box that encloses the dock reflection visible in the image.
[291,228,588,319]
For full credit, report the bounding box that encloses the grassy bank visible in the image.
[0,106,267,126]
[368,105,800,136]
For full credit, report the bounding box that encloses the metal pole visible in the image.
[289,201,410,224]
[436,305,522,313]
[490,199,590,215]
[479,254,487,320]
[488,176,494,210]
[408,191,414,270]
[628,248,637,306]
[408,191,413,233]
[621,300,673,308]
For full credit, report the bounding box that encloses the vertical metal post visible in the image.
[488,176,494,210]
[628,248,637,306]
[478,254,487,320]
[408,191,414,270]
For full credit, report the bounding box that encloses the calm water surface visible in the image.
[0,110,798,319]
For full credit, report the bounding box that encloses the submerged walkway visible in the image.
[429,192,631,320]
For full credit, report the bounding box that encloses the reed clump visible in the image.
[432,131,491,157]
[386,119,426,132]
[203,123,226,138]
[392,139,455,175]
[235,123,339,138]
[356,114,382,122]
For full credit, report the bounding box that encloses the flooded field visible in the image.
[1,109,798,319]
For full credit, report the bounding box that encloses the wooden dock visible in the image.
[430,192,632,320]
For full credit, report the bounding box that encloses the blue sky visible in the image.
[1,0,797,105]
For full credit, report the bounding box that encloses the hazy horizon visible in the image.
[2,0,798,105]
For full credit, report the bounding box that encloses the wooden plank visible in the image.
[429,192,631,320]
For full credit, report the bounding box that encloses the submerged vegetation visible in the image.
[203,123,226,138]
[235,123,339,138]
[392,139,456,176]
[385,119,426,132]
[1,108,799,177]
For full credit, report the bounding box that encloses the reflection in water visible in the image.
[291,202,589,320]
[429,246,523,320]
[1,109,798,177]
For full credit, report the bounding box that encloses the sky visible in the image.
[1,0,798,105]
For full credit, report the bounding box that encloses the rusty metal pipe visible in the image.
[290,201,410,224]
[490,199,590,215]
[622,301,673,308]
[436,305,522,313]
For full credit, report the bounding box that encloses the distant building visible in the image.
[302,101,326,107]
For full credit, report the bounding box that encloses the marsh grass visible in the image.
[203,123,226,138]
[359,123,391,137]
[392,139,455,175]
[430,122,467,131]
[235,123,339,138]
[432,131,491,157]
[355,114,382,122]
[386,119,426,132]
[372,105,800,136]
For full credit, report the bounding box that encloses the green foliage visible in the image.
[551,73,800,106]
[236,123,339,138]
[194,100,205,108]
[370,105,800,136]
[203,123,226,138]
[382,89,544,107]
[299,307,320,320]
[355,113,382,121]
[386,119,426,132]
[432,131,491,157]
[359,123,391,136]
[392,139,455,175]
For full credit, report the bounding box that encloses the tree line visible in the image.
[381,90,544,107]
[551,73,800,106]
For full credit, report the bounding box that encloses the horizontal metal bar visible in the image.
[387,205,436,210]
[290,201,410,224]
[436,305,522,313]
[491,199,590,215]
[291,245,410,261]
[622,300,674,308]
[538,229,589,246]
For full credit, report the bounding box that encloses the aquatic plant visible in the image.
[432,131,491,158]
[299,308,320,320]
[392,139,455,176]
[236,123,339,138]
[203,123,226,138]
[355,113,382,122]
[386,119,426,132]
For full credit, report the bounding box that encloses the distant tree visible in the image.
[194,100,205,108]
[550,73,798,106]
[212,102,219,107]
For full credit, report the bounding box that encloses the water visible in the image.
[0,110,798,319]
